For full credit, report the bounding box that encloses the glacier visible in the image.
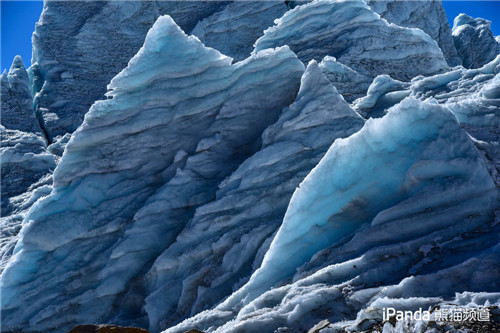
[166,97,499,333]
[366,0,461,67]
[143,61,364,331]
[30,0,287,141]
[0,15,304,332]
[254,0,449,81]
[452,13,500,69]
[1,56,56,270]
[1,1,500,333]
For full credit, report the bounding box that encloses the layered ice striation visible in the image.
[254,0,449,82]
[366,0,461,66]
[31,0,287,141]
[352,55,500,184]
[0,16,304,332]
[353,74,410,118]
[1,56,51,209]
[354,55,500,121]
[191,1,288,62]
[1,57,56,269]
[1,56,42,136]
[142,61,364,331]
[318,56,373,103]
[167,98,499,333]
[0,127,54,271]
[452,13,500,69]
[1,1,500,333]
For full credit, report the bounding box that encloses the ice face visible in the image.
[0,15,304,333]
[452,13,500,69]
[318,56,373,103]
[191,1,288,62]
[165,97,498,333]
[1,57,55,268]
[1,2,499,333]
[31,1,287,141]
[254,0,449,81]
[0,56,42,136]
[142,61,364,331]
[352,55,500,186]
[0,127,55,272]
[353,55,500,121]
[366,0,461,66]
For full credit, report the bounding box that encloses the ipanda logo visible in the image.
[383,307,431,321]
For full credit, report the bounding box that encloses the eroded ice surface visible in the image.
[452,13,500,69]
[191,1,288,62]
[366,0,461,66]
[0,56,42,136]
[1,2,500,333]
[0,57,55,268]
[142,61,364,331]
[254,0,449,81]
[166,98,499,333]
[0,16,303,332]
[353,55,500,186]
[31,1,287,140]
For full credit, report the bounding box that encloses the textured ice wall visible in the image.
[0,57,56,267]
[0,127,54,272]
[31,0,287,141]
[0,57,51,209]
[142,61,364,331]
[453,14,500,68]
[166,98,499,333]
[0,56,42,136]
[254,0,449,81]
[353,55,500,186]
[191,1,288,62]
[318,56,373,102]
[366,0,461,66]
[0,16,304,333]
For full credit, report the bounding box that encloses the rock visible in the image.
[308,319,331,333]
[66,324,149,333]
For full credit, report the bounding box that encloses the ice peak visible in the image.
[453,13,491,30]
[296,61,332,97]
[9,55,26,73]
[108,15,232,95]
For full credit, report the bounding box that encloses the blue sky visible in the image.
[1,1,500,72]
